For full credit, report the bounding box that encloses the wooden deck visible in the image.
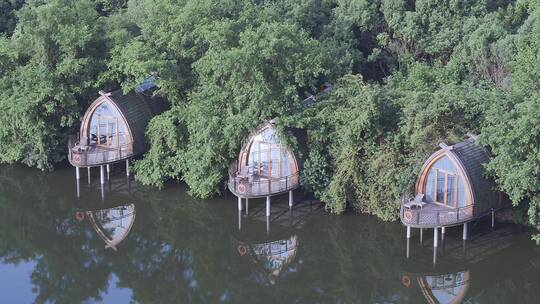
[400,203,474,228]
[68,136,134,167]
[228,164,299,198]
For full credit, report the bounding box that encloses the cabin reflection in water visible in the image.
[232,200,321,285]
[233,235,299,285]
[400,270,471,304]
[83,204,136,251]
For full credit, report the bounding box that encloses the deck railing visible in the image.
[68,135,133,167]
[228,162,299,197]
[400,201,475,227]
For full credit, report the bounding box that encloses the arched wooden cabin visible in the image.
[401,136,502,229]
[228,121,299,203]
[68,82,167,169]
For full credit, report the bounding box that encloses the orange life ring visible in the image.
[75,211,85,222]
[73,154,82,163]
[401,275,411,288]
[404,210,413,222]
[237,245,247,256]
[237,183,247,194]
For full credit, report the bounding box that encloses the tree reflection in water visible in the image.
[0,165,539,303]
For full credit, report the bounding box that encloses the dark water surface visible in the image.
[0,164,539,304]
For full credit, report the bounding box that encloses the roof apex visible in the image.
[467,132,479,141]
[439,142,453,150]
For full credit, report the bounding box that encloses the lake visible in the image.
[0,164,538,303]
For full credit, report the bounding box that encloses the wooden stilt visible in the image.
[266,196,271,217]
[463,222,468,240]
[406,238,410,259]
[406,226,411,239]
[127,176,131,194]
[238,209,242,231]
[289,209,293,227]
[126,159,130,176]
[266,215,270,235]
[288,190,293,208]
[87,167,91,184]
[434,227,439,248]
[75,167,80,180]
[441,226,446,240]
[245,198,249,215]
[237,196,243,211]
[420,228,423,244]
[106,164,110,180]
[100,165,105,185]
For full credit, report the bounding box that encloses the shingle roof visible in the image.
[108,90,168,155]
[450,137,501,215]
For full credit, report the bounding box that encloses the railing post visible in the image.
[416,211,420,225]
[436,211,440,226]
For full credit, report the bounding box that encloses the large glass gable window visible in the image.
[424,155,467,207]
[88,101,128,146]
[247,127,292,178]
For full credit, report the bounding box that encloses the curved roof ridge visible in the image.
[449,137,499,214]
[106,89,168,154]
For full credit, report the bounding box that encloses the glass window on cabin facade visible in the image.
[424,155,467,207]
[245,127,293,178]
[88,101,128,147]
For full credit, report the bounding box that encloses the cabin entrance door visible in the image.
[253,142,283,179]
[435,170,459,208]
[95,115,120,148]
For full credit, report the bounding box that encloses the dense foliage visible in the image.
[2,0,540,236]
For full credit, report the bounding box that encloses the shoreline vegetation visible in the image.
[1,1,540,240]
